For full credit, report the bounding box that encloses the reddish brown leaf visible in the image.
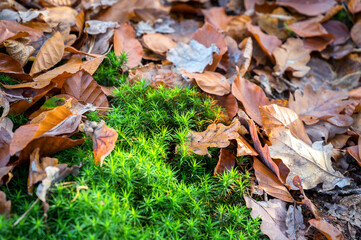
[214,148,236,175]
[288,20,329,38]
[212,93,238,120]
[30,31,65,76]
[10,124,39,156]
[309,219,342,240]
[0,20,43,43]
[192,23,227,71]
[254,158,294,202]
[92,121,118,166]
[142,33,177,55]
[276,0,336,16]
[114,23,143,68]
[0,53,32,81]
[304,36,334,52]
[201,7,233,31]
[61,70,109,108]
[232,73,269,126]
[247,23,282,58]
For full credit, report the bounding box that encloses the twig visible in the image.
[12,198,39,227]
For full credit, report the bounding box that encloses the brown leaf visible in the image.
[269,128,350,190]
[244,195,288,240]
[249,120,284,183]
[288,20,329,38]
[273,38,311,77]
[289,85,351,126]
[214,148,236,175]
[236,135,258,157]
[30,31,64,76]
[114,23,143,68]
[247,23,282,58]
[254,158,294,203]
[186,119,241,157]
[348,0,361,14]
[232,72,269,125]
[212,93,238,120]
[3,39,35,67]
[0,20,43,43]
[351,21,361,48]
[27,148,58,194]
[142,33,177,55]
[201,7,233,31]
[0,191,11,216]
[61,70,109,108]
[276,0,336,16]
[10,124,39,156]
[18,136,85,163]
[91,120,118,166]
[239,37,252,77]
[0,127,11,167]
[42,7,77,27]
[182,70,231,96]
[0,53,32,81]
[323,20,349,46]
[309,219,342,240]
[260,104,312,146]
[192,23,227,71]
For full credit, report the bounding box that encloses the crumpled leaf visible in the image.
[214,148,236,175]
[0,191,11,216]
[260,104,312,146]
[232,72,269,126]
[254,158,294,203]
[182,70,231,96]
[85,20,120,35]
[3,39,35,66]
[273,38,311,77]
[185,119,240,157]
[269,128,350,190]
[0,124,12,167]
[285,205,307,240]
[0,89,10,123]
[135,20,175,37]
[30,31,64,76]
[61,70,109,108]
[244,195,288,240]
[276,0,336,16]
[114,23,143,68]
[166,40,219,73]
[289,85,352,126]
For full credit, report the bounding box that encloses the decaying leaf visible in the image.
[30,31,64,76]
[85,20,119,35]
[3,39,35,66]
[232,72,269,126]
[114,23,143,68]
[61,70,109,108]
[185,119,240,157]
[214,148,236,175]
[254,158,294,203]
[273,38,311,77]
[166,40,219,73]
[244,195,288,240]
[182,70,230,96]
[285,205,307,240]
[269,128,350,190]
[0,89,10,123]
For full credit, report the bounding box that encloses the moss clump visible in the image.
[0,72,261,240]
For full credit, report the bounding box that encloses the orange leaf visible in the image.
[309,219,342,240]
[247,23,281,58]
[201,7,233,31]
[142,33,177,55]
[92,121,118,166]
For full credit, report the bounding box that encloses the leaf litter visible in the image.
[1,0,361,239]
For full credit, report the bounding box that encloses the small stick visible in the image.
[12,198,40,227]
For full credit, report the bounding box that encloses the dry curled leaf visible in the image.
[30,31,64,76]
[214,148,236,175]
[3,39,35,66]
[182,70,231,96]
[269,128,350,190]
[273,38,311,77]
[244,195,289,240]
[185,119,240,157]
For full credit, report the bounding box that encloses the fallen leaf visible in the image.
[269,128,350,190]
[212,93,238,120]
[142,33,177,55]
[0,191,11,216]
[260,104,312,146]
[239,37,253,77]
[289,85,351,125]
[29,31,64,76]
[3,39,35,66]
[201,7,233,31]
[288,20,329,38]
[114,23,143,68]
[61,70,109,108]
[0,20,43,43]
[182,70,231,96]
[305,121,347,142]
[89,120,118,166]
[186,119,240,157]
[309,218,342,240]
[232,72,269,125]
[273,38,311,77]
[85,20,119,35]
[323,20,349,46]
[0,53,32,81]
[285,205,307,240]
[276,0,336,16]
[10,124,39,156]
[254,158,294,202]
[348,0,361,14]
[214,148,236,175]
[351,21,361,48]
[236,136,258,157]
[247,23,282,58]
[244,195,288,240]
[167,40,219,73]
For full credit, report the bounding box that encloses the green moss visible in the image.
[0,73,21,86]
[332,8,353,29]
[0,58,261,239]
